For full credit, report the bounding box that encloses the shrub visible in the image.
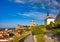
[9,33,14,37]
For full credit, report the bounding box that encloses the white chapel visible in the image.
[45,13,55,25]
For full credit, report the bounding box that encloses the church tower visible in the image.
[16,24,22,30]
[45,13,55,25]
[47,12,49,16]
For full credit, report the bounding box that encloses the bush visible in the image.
[46,22,56,30]
[9,33,14,37]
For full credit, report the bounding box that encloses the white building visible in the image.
[45,14,55,25]
[29,20,36,26]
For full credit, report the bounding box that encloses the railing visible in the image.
[16,31,31,42]
[8,31,34,42]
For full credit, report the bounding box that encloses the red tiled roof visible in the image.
[47,16,54,19]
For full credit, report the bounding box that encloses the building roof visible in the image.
[47,15,54,19]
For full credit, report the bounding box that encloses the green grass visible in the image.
[55,29,60,36]
[31,25,45,42]
[36,34,44,42]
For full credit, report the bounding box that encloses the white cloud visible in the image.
[41,3,45,9]
[17,11,57,21]
[29,0,42,3]
[19,14,33,16]
[49,7,60,14]
[8,0,60,14]
[8,0,25,4]
[15,0,25,3]
[17,12,47,20]
[52,0,58,6]
[17,12,35,16]
[32,6,38,9]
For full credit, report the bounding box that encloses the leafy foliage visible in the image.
[56,14,60,25]
[9,33,15,37]
[46,22,56,30]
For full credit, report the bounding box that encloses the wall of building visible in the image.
[47,19,55,25]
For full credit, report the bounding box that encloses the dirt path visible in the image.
[43,31,60,42]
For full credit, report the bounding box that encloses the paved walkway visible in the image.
[34,35,37,42]
[24,33,34,42]
[18,32,34,42]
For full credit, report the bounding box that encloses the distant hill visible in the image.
[55,13,60,25]
[0,28,15,30]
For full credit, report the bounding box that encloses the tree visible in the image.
[46,22,56,30]
[56,13,60,25]
[9,33,15,37]
[50,22,55,27]
[57,19,60,24]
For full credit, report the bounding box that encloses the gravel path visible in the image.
[43,31,60,42]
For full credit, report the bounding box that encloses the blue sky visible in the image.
[0,0,60,28]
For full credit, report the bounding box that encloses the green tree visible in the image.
[9,33,15,37]
[46,22,56,30]
[56,13,60,25]
[50,22,55,27]
[56,19,60,25]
